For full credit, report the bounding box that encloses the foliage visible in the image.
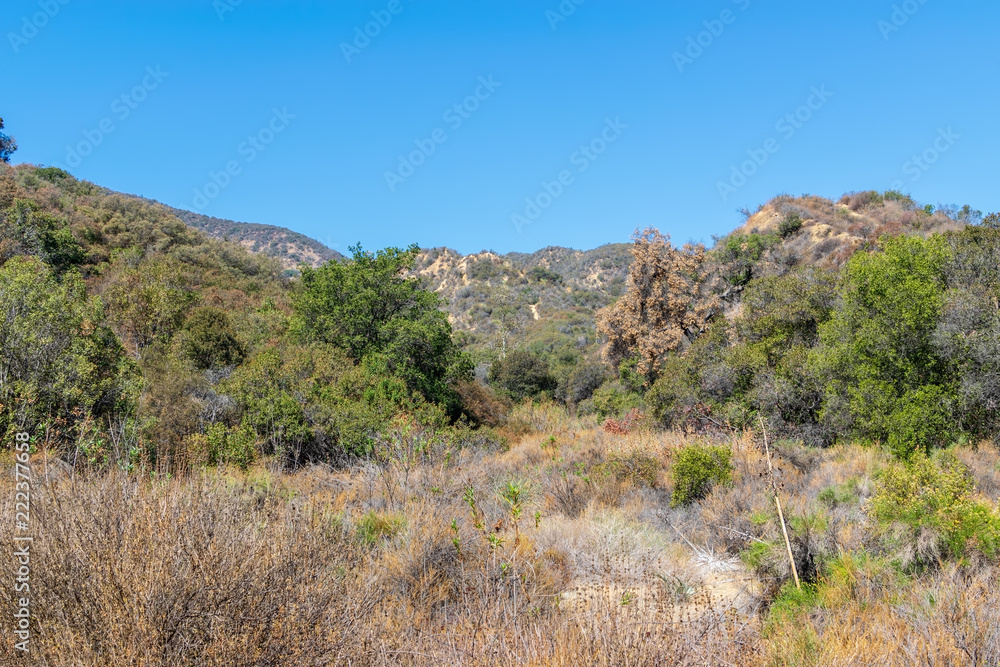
[934,226,1000,438]
[454,380,509,427]
[670,443,733,506]
[602,408,644,436]
[868,452,1000,566]
[817,477,862,508]
[813,235,955,455]
[357,511,405,546]
[208,421,256,469]
[557,361,608,404]
[0,257,138,441]
[588,381,644,420]
[843,190,884,211]
[224,343,431,463]
[101,252,197,357]
[712,232,780,286]
[488,349,557,402]
[0,118,16,163]
[179,306,246,369]
[1,197,85,271]
[777,213,803,238]
[528,266,563,284]
[293,244,468,414]
[594,448,659,487]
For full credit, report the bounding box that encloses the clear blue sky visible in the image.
[3,0,998,254]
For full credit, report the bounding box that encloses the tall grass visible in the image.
[3,411,999,665]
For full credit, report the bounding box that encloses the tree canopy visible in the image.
[0,118,16,163]
[292,244,469,413]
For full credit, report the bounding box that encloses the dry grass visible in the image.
[3,411,999,665]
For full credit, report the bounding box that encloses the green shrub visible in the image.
[778,213,803,238]
[868,452,1000,566]
[590,381,643,420]
[765,581,820,633]
[741,540,776,571]
[646,355,701,426]
[180,307,246,369]
[205,421,256,470]
[817,477,862,508]
[35,166,71,182]
[670,443,733,506]
[886,385,955,459]
[356,511,405,546]
[713,232,780,286]
[527,266,562,284]
[489,349,557,401]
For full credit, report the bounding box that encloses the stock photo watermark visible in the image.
[511,117,627,233]
[878,0,929,40]
[888,127,959,190]
[7,0,70,53]
[673,0,751,73]
[341,0,414,63]
[214,0,242,20]
[717,85,833,202]
[11,431,33,653]
[56,66,169,171]
[191,108,295,210]
[546,0,586,31]
[385,75,502,192]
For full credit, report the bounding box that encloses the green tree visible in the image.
[179,306,245,369]
[0,257,138,441]
[724,268,835,438]
[813,235,954,456]
[101,252,196,358]
[292,244,468,413]
[489,349,557,401]
[933,226,1000,437]
[0,118,16,163]
[713,232,780,287]
[0,200,84,271]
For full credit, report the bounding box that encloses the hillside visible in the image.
[730,190,969,269]
[154,203,343,272]
[7,163,1000,665]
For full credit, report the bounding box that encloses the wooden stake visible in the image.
[760,416,800,590]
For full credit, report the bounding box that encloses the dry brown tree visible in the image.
[597,228,717,378]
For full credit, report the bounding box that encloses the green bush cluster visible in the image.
[204,421,256,470]
[670,443,733,506]
[778,213,804,238]
[589,381,644,420]
[636,229,1000,457]
[488,349,557,402]
[0,166,489,471]
[867,452,1000,566]
[356,511,406,546]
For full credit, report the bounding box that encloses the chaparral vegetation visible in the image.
[3,153,1000,665]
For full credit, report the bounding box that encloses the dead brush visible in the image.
[0,469,382,666]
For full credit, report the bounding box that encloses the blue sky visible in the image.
[3,0,998,254]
